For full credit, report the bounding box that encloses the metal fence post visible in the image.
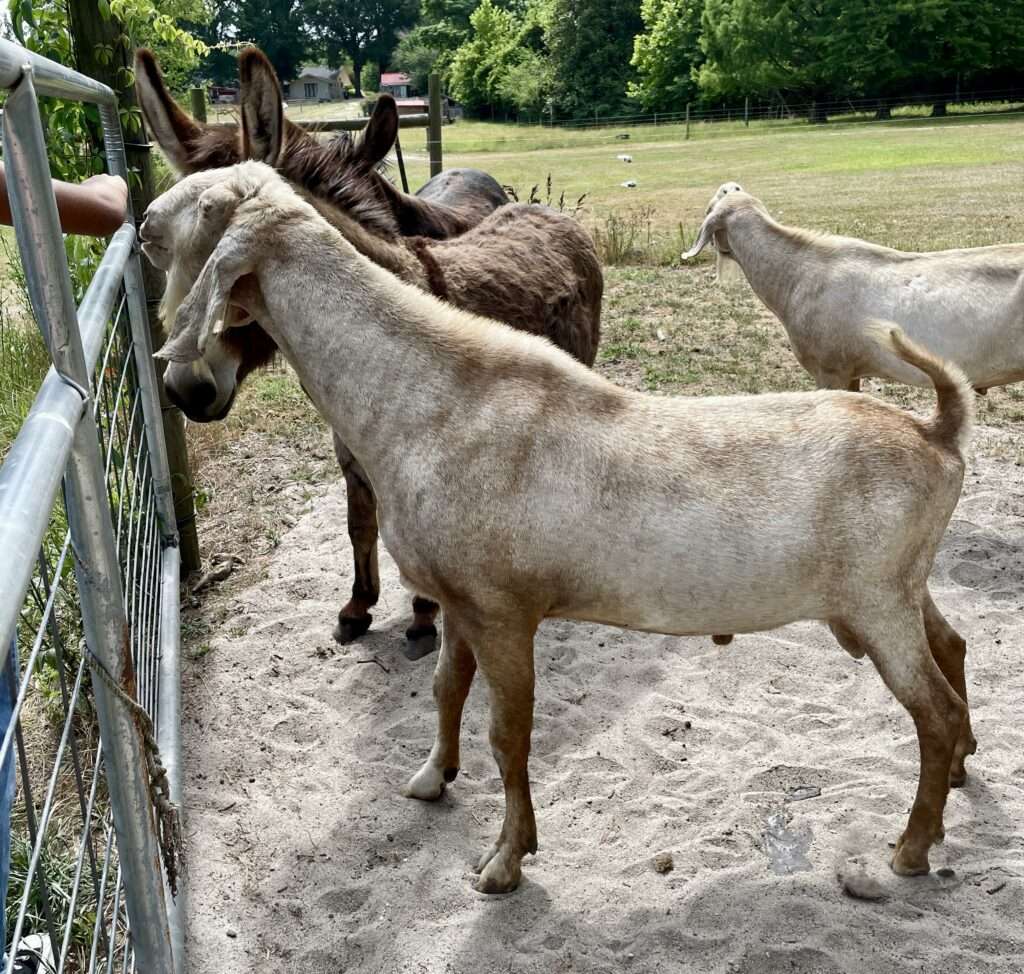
[427,72,443,177]
[2,65,175,974]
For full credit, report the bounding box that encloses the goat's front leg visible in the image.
[472,621,539,894]
[332,436,380,644]
[404,609,477,799]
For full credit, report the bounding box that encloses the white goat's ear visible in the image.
[198,182,242,223]
[682,210,720,260]
[155,235,254,363]
[239,47,284,166]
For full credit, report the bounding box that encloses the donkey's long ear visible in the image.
[239,47,284,166]
[134,49,205,172]
[354,94,399,169]
[155,231,256,363]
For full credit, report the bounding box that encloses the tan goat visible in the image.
[685,183,1024,392]
[154,162,976,895]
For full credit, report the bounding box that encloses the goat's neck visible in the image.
[255,234,468,482]
[728,210,824,319]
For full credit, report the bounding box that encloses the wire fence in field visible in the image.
[0,39,184,974]
[446,85,1024,153]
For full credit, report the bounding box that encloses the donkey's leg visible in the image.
[332,436,380,644]
[844,602,965,876]
[471,617,539,894]
[405,596,440,661]
[404,609,477,800]
[922,592,976,787]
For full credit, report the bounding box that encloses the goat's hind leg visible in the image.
[923,593,976,787]
[404,609,477,800]
[842,604,966,876]
[332,437,380,644]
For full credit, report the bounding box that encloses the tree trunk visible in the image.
[353,60,364,97]
[809,99,828,124]
[875,103,892,120]
[67,0,201,574]
[932,100,948,117]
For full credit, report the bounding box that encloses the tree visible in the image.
[223,0,309,83]
[447,0,522,112]
[547,0,643,119]
[630,0,704,111]
[306,0,419,95]
[699,0,900,120]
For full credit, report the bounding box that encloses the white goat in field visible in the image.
[149,162,976,896]
[684,183,1024,392]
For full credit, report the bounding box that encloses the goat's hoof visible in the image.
[403,762,446,801]
[334,613,372,645]
[712,634,734,646]
[474,851,522,894]
[949,767,968,788]
[404,624,438,661]
[890,836,930,876]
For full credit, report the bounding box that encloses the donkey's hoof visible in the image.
[474,851,522,894]
[404,624,438,661]
[890,835,931,877]
[334,613,372,645]
[712,633,734,646]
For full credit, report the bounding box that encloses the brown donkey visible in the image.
[139,48,603,659]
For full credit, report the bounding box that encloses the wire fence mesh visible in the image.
[2,291,167,974]
[0,39,182,974]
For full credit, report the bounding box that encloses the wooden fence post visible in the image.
[189,87,206,123]
[744,97,749,127]
[685,103,691,140]
[427,73,443,177]
[68,0,202,574]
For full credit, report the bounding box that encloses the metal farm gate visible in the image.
[0,40,183,974]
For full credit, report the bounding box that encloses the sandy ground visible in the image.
[180,425,1024,974]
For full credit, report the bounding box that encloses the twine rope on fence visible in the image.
[84,640,185,897]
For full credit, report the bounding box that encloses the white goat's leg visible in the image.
[472,623,538,894]
[922,592,976,787]
[843,603,966,876]
[404,610,477,800]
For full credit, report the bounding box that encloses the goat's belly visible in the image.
[549,558,831,637]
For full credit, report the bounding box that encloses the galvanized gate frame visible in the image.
[0,40,183,974]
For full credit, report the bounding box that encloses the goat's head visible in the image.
[682,183,764,262]
[145,162,282,421]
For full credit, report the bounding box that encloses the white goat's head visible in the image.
[143,162,279,420]
[706,181,743,215]
[682,183,767,285]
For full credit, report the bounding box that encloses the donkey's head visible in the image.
[136,47,402,237]
[137,47,401,420]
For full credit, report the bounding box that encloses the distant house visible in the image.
[380,71,414,99]
[284,66,352,102]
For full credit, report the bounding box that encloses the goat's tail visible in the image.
[867,321,974,455]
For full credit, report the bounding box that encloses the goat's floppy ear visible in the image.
[197,181,243,224]
[134,49,206,172]
[355,94,399,169]
[155,234,255,363]
[682,209,721,260]
[239,47,284,166]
